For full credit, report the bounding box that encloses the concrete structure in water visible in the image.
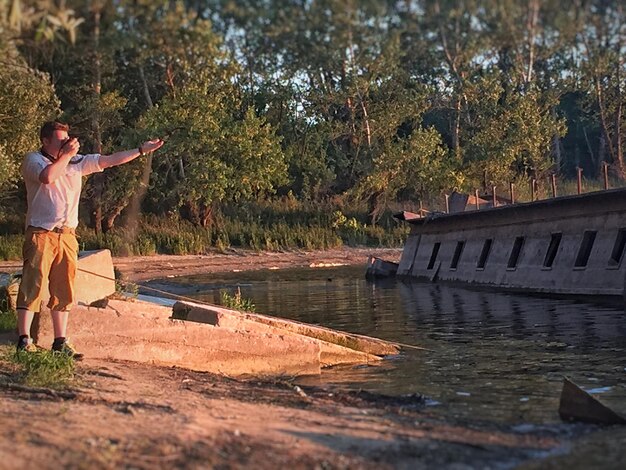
[389,188,626,299]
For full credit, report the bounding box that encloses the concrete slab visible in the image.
[172,301,399,356]
[170,301,381,366]
[32,299,322,376]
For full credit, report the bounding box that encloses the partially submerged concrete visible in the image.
[24,297,390,376]
[172,301,399,357]
[393,188,626,298]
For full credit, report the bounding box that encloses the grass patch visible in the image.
[0,345,75,389]
[0,310,17,332]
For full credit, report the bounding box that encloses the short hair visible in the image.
[40,121,70,141]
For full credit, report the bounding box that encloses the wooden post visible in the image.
[475,189,480,210]
[551,174,557,197]
[603,162,609,190]
[531,178,536,201]
[444,194,449,213]
[576,167,583,194]
[492,186,497,207]
[509,182,515,204]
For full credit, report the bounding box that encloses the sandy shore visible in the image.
[0,247,403,282]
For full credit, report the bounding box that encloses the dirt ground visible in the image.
[0,357,566,470]
[0,248,620,468]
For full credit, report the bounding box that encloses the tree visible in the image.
[576,0,625,178]
[140,76,287,226]
[0,28,60,200]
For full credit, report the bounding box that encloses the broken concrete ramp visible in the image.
[172,300,399,357]
[34,299,322,377]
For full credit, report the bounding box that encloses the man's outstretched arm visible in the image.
[99,139,164,169]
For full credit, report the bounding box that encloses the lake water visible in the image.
[146,265,626,427]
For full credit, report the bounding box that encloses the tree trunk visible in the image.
[89,4,104,235]
[524,0,540,86]
[122,63,156,236]
[103,202,127,233]
[180,200,215,227]
[614,32,624,179]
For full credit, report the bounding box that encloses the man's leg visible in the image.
[16,308,37,352]
[16,227,53,352]
[50,309,69,338]
[17,308,35,337]
[49,233,82,359]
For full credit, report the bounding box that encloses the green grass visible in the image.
[0,198,410,259]
[0,345,75,388]
[220,288,256,312]
[0,310,17,332]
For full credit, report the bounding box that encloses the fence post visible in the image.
[475,189,480,210]
[551,174,557,198]
[492,186,497,207]
[576,167,583,194]
[531,178,536,201]
[445,194,449,213]
[509,182,515,204]
[603,162,609,190]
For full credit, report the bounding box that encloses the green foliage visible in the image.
[220,287,255,312]
[141,84,288,225]
[2,346,75,388]
[0,0,624,237]
[462,79,566,187]
[0,29,60,196]
[0,310,17,332]
[0,234,24,260]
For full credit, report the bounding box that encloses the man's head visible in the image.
[40,121,71,156]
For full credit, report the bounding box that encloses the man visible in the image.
[16,121,163,358]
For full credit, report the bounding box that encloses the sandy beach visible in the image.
[0,247,403,283]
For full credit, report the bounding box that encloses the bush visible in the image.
[0,197,409,258]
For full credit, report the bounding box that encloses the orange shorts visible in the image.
[16,226,79,312]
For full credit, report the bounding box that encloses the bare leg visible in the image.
[51,310,69,338]
[17,308,35,337]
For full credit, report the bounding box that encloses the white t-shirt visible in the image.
[21,151,103,230]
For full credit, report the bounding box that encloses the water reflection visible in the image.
[147,266,626,425]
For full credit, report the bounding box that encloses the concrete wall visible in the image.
[398,189,626,296]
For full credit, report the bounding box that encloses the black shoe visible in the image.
[52,339,84,360]
[16,336,38,353]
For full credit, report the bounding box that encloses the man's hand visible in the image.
[58,137,80,160]
[140,139,164,155]
[99,138,165,170]
[39,137,81,184]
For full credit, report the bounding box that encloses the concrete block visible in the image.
[74,250,116,305]
[365,255,399,279]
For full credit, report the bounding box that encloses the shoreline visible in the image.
[1,246,403,283]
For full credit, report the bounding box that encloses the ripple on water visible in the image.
[150,265,626,426]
